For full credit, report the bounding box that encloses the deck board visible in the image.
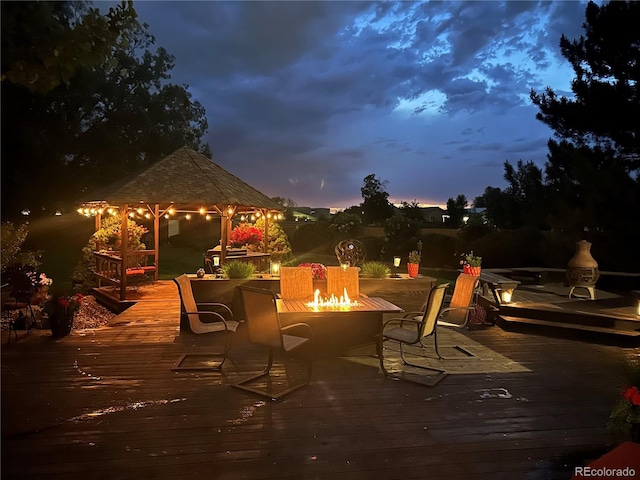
[2,280,639,479]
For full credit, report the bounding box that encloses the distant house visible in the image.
[292,207,332,222]
[420,206,447,223]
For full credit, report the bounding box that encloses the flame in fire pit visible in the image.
[306,288,359,309]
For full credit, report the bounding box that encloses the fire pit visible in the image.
[566,240,599,300]
[306,288,359,310]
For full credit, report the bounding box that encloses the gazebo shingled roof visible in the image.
[78,147,283,303]
[80,146,282,211]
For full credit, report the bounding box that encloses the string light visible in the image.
[129,212,135,218]
[228,207,234,215]
[144,213,151,219]
[164,214,169,219]
[185,214,191,220]
[205,214,211,220]
[199,207,206,215]
[240,215,246,221]
[137,207,144,215]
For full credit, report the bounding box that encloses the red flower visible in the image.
[58,298,70,308]
[298,262,327,280]
[229,223,263,246]
[623,386,640,406]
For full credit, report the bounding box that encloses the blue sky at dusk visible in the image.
[126,0,588,208]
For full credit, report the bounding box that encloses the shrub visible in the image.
[359,261,390,278]
[1,221,42,272]
[222,260,255,279]
[246,217,292,263]
[329,212,363,238]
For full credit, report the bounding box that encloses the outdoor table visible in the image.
[276,297,403,356]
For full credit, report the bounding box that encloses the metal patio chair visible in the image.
[172,274,238,371]
[232,286,313,401]
[436,273,480,329]
[377,283,450,386]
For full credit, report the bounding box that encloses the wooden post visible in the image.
[263,211,269,254]
[120,205,128,301]
[153,204,159,281]
[220,213,228,264]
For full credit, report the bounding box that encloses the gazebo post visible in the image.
[120,204,129,301]
[263,210,269,254]
[153,204,159,281]
[220,212,228,264]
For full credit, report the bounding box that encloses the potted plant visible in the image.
[609,358,640,443]
[407,250,421,278]
[461,251,482,276]
[44,293,84,338]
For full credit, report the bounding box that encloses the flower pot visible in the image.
[49,311,73,338]
[407,263,419,278]
[463,265,481,276]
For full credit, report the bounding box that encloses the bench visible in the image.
[478,272,520,305]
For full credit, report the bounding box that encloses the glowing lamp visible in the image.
[270,262,280,277]
[501,289,514,304]
[392,256,401,278]
[213,256,220,267]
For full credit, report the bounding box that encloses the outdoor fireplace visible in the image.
[566,240,599,300]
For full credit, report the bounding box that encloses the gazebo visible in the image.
[77,146,283,302]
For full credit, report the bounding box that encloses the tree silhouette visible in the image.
[1,1,209,219]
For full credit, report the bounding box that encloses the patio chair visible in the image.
[326,266,360,299]
[172,274,238,371]
[279,267,314,300]
[436,273,480,329]
[377,283,449,386]
[232,286,313,401]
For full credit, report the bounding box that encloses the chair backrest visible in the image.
[237,286,283,349]
[418,283,450,339]
[279,267,314,300]
[326,266,360,299]
[174,274,203,332]
[447,273,480,324]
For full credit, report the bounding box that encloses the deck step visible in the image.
[498,315,640,338]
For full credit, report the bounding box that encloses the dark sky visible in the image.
[126,0,587,208]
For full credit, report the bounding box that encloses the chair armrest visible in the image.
[281,322,313,338]
[184,310,232,329]
[380,316,421,331]
[196,302,233,319]
[439,305,473,315]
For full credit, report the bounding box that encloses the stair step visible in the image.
[499,315,640,337]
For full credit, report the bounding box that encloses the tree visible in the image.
[530,1,640,173]
[1,1,139,94]
[360,174,395,226]
[271,196,297,221]
[527,0,640,269]
[399,200,426,225]
[445,194,467,228]
[1,1,209,219]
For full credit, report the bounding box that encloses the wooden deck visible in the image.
[2,281,640,479]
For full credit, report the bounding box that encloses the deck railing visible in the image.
[92,250,157,301]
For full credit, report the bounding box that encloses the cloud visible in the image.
[131,0,588,207]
